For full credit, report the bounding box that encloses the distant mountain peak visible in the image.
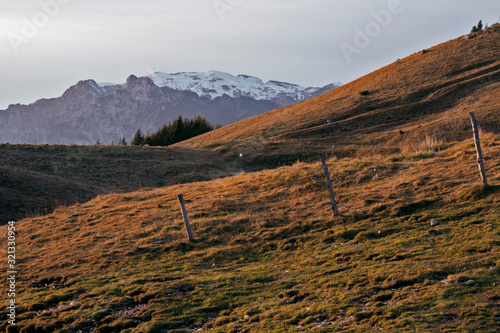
[124,75,156,91]
[146,70,341,105]
[62,79,105,98]
[0,70,341,145]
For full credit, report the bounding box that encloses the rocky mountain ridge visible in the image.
[0,71,339,145]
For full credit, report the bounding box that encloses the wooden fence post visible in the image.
[320,153,339,216]
[177,194,194,242]
[469,112,488,186]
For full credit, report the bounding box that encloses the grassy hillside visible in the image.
[177,25,500,169]
[0,144,234,222]
[1,133,499,332]
[1,27,500,332]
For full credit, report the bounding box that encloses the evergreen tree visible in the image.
[472,20,484,33]
[190,115,213,136]
[131,116,214,147]
[131,129,145,146]
[172,116,185,142]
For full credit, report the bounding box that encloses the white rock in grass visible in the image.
[430,219,438,226]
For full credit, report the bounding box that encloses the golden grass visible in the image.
[1,135,499,332]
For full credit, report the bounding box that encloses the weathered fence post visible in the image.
[72,188,76,204]
[320,153,339,216]
[177,194,194,242]
[469,112,488,186]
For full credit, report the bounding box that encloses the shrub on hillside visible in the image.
[471,20,483,33]
[119,137,128,145]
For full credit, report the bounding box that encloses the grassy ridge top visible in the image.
[1,134,499,332]
[177,26,500,164]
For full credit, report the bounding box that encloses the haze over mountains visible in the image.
[0,71,340,145]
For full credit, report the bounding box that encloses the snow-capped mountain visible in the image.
[147,71,341,106]
[0,71,340,145]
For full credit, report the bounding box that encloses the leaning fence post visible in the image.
[177,194,194,242]
[320,153,339,216]
[469,112,488,186]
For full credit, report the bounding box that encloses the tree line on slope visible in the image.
[131,115,218,146]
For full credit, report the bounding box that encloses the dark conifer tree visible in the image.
[172,116,185,142]
[131,129,145,146]
[131,116,214,146]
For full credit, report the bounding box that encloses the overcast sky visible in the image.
[0,0,498,109]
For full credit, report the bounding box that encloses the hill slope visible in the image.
[176,26,500,169]
[1,135,499,332]
[0,144,235,222]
